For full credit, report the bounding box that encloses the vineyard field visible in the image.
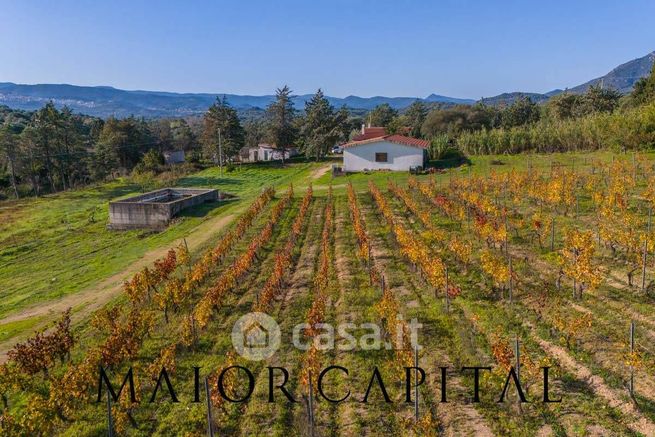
[3,152,655,436]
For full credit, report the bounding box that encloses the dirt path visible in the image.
[507,245,655,400]
[237,199,324,436]
[0,212,236,359]
[310,163,332,181]
[331,199,376,436]
[362,195,495,436]
[410,193,655,432]
[530,327,655,436]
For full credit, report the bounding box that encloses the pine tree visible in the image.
[301,89,343,160]
[201,97,245,165]
[404,101,427,137]
[266,86,296,163]
[0,124,19,198]
[367,103,397,127]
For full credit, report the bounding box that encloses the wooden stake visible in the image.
[633,153,637,181]
[642,208,652,293]
[504,214,509,256]
[107,390,114,437]
[414,345,419,423]
[508,256,513,304]
[630,321,635,398]
[445,266,450,313]
[515,336,520,381]
[205,377,215,437]
[308,372,316,437]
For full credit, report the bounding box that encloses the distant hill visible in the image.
[480,92,551,107]
[0,51,652,117]
[481,51,655,106]
[0,82,473,119]
[566,51,655,94]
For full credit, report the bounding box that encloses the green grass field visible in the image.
[2,150,655,435]
[0,151,648,345]
[0,162,322,344]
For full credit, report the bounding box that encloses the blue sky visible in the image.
[1,0,654,99]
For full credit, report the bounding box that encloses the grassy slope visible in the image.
[0,162,321,341]
[1,151,642,339]
[3,150,654,435]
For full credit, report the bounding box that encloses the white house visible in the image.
[342,134,428,172]
[245,144,297,162]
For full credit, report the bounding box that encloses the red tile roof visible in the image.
[352,127,386,141]
[342,134,429,149]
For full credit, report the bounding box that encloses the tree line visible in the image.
[0,86,359,199]
[201,87,355,164]
[455,67,655,155]
[2,66,655,199]
[0,103,201,199]
[362,64,655,157]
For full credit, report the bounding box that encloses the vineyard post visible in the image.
[367,244,372,272]
[515,336,521,408]
[508,256,513,304]
[515,336,520,380]
[597,222,601,247]
[106,390,114,437]
[183,237,191,274]
[504,214,509,255]
[630,321,635,398]
[445,266,450,313]
[642,208,652,292]
[572,255,577,300]
[192,316,198,346]
[633,152,637,181]
[466,205,470,229]
[205,376,215,437]
[414,345,419,423]
[308,372,316,437]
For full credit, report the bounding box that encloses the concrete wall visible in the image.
[343,141,425,172]
[109,188,218,229]
[109,202,172,229]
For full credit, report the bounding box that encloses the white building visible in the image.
[342,134,428,172]
[246,144,296,162]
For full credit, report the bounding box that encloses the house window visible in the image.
[375,152,388,163]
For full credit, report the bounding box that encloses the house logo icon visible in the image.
[231,312,281,361]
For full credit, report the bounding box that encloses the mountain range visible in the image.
[481,51,655,106]
[0,51,652,119]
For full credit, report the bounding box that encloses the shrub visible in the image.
[456,102,655,154]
